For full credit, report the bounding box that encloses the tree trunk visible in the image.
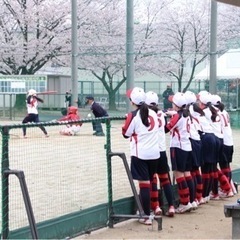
[108,92,117,111]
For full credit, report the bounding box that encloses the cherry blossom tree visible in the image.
[218,3,240,49]
[75,1,127,110]
[147,0,240,93]
[138,0,211,92]
[74,0,174,110]
[0,0,238,110]
[0,0,71,75]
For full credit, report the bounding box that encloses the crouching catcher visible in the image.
[58,106,82,136]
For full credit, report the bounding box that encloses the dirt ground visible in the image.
[2,120,240,239]
[75,128,240,240]
[76,194,239,239]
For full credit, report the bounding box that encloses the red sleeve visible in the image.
[69,113,80,121]
[165,113,180,133]
[122,112,133,138]
[58,115,70,121]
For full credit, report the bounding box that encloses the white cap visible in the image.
[28,89,37,96]
[126,87,146,105]
[145,91,158,106]
[168,92,187,108]
[198,90,209,96]
[185,91,197,104]
[211,94,221,105]
[197,91,212,105]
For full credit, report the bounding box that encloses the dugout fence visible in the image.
[0,117,168,239]
[1,116,239,239]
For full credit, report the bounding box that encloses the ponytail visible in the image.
[215,102,225,112]
[183,104,190,118]
[206,102,218,122]
[139,103,149,127]
[148,104,159,114]
[193,103,205,116]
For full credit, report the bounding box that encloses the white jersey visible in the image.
[157,110,167,151]
[204,107,223,138]
[165,111,192,151]
[189,105,201,141]
[122,108,160,159]
[26,96,38,114]
[191,111,213,133]
[219,109,233,146]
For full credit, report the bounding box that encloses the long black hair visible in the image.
[137,103,150,127]
[148,103,159,114]
[214,102,225,112]
[206,102,218,122]
[193,102,205,116]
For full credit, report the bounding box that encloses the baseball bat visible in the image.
[37,91,57,95]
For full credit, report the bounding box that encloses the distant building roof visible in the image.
[195,49,240,80]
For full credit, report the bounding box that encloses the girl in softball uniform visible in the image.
[122,87,160,225]
[196,91,231,201]
[58,106,82,136]
[22,89,49,138]
[145,91,175,217]
[165,92,194,213]
[211,94,234,197]
[184,91,203,207]
[194,91,217,203]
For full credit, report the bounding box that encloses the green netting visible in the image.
[1,117,140,239]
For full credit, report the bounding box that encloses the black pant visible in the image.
[92,121,103,133]
[22,113,47,136]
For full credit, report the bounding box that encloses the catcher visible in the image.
[58,106,82,136]
[22,89,49,138]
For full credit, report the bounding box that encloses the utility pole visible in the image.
[126,0,134,111]
[71,0,78,106]
[209,0,217,94]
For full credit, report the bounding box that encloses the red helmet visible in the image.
[68,106,78,114]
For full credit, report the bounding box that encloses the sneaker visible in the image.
[227,191,234,197]
[218,189,227,198]
[23,135,27,139]
[210,193,220,200]
[191,201,198,210]
[96,132,105,136]
[45,134,49,138]
[154,206,162,215]
[202,196,210,203]
[93,132,97,135]
[138,218,152,225]
[219,190,234,198]
[175,202,192,214]
[198,197,205,205]
[166,205,175,217]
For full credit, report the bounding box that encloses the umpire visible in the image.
[85,96,109,136]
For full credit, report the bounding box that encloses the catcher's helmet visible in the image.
[68,106,78,114]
